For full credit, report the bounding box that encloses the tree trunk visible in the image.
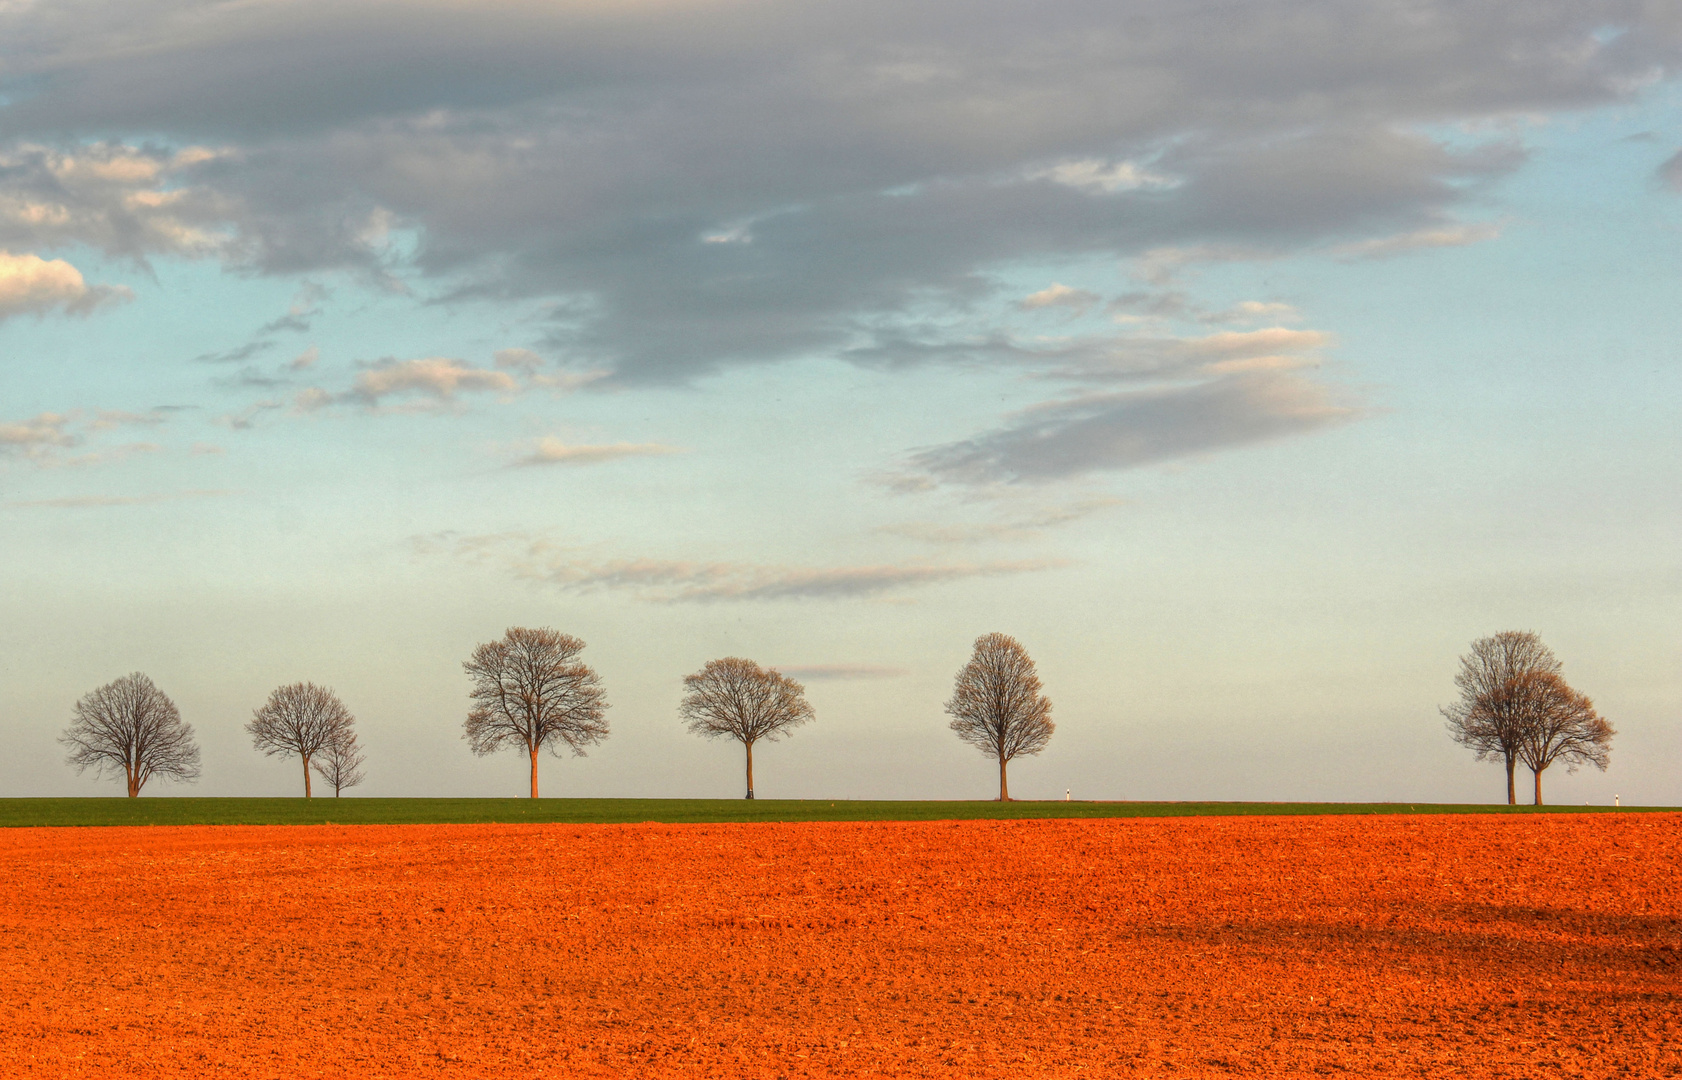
[127,766,139,798]
[530,746,540,799]
[745,740,755,800]
[998,755,1009,802]
[1533,766,1544,806]
[302,752,313,798]
[1505,755,1516,806]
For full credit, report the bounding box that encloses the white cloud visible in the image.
[0,251,131,320]
[1331,222,1502,260]
[1030,159,1177,194]
[1020,282,1100,315]
[288,346,320,371]
[516,438,684,467]
[351,357,517,403]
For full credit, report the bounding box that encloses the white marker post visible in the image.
[1065,788,1071,801]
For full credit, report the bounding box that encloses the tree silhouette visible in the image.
[61,673,201,797]
[1512,670,1613,805]
[248,682,355,798]
[463,627,609,797]
[679,657,814,799]
[312,720,368,797]
[946,633,1053,801]
[1441,631,1561,805]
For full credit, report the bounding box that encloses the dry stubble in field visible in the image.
[1,814,1678,1078]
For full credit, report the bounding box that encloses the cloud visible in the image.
[1028,158,1177,194]
[903,372,1358,485]
[0,3,1667,380]
[0,251,131,320]
[287,346,320,371]
[1331,221,1503,260]
[346,357,517,405]
[421,533,1061,602]
[882,496,1125,544]
[774,665,909,681]
[7,489,236,508]
[1661,149,1682,190]
[515,437,684,467]
[1020,283,1100,316]
[0,412,78,454]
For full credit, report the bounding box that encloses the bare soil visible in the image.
[1,814,1677,1077]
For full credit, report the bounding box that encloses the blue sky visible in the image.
[1,1,1677,803]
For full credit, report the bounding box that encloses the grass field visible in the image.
[0,796,1664,828]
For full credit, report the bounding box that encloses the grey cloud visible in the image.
[422,531,1061,602]
[1,2,1677,378]
[1662,149,1682,189]
[905,372,1357,485]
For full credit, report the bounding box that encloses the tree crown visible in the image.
[463,626,610,757]
[679,657,814,746]
[945,632,1054,763]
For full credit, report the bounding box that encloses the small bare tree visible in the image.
[679,657,814,799]
[1514,671,1613,805]
[60,672,201,797]
[1441,631,1562,805]
[946,633,1054,801]
[247,682,354,798]
[463,626,610,798]
[312,722,367,797]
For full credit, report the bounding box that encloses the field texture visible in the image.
[1,815,1677,1078]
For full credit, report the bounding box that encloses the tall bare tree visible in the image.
[1441,631,1562,805]
[248,682,355,798]
[1513,671,1613,805]
[60,672,201,797]
[946,633,1054,801]
[312,721,368,797]
[463,626,609,798]
[679,657,814,799]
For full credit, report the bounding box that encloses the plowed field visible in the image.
[2,815,1678,1078]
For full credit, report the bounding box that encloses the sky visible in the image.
[1,0,1678,805]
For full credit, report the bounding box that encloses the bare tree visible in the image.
[1514,671,1613,805]
[60,672,201,797]
[1441,631,1562,805]
[679,657,814,799]
[312,721,367,797]
[463,627,610,798]
[946,633,1054,801]
[247,682,354,798]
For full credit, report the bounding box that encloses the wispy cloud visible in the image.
[8,489,237,509]
[419,533,1062,602]
[515,438,684,467]
[900,372,1357,486]
[1331,221,1502,260]
[1020,282,1100,316]
[882,496,1125,544]
[775,665,909,681]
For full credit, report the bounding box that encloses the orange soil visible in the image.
[1,815,1678,1078]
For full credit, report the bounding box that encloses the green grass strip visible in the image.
[0,797,1669,828]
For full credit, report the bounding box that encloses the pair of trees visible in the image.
[459,626,812,799]
[1442,631,1613,805]
[60,673,367,797]
[247,683,367,797]
[462,626,1054,802]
